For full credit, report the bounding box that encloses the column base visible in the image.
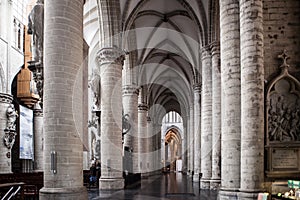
[218,188,239,200]
[210,179,221,190]
[99,178,124,190]
[193,173,201,182]
[141,172,149,178]
[238,189,260,200]
[39,186,87,200]
[200,179,210,189]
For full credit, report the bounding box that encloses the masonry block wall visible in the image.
[263,0,300,79]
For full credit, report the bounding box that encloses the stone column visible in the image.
[98,48,124,189]
[156,124,161,174]
[163,142,167,170]
[186,115,190,174]
[122,85,138,174]
[0,94,14,173]
[219,0,241,199]
[33,104,43,171]
[182,118,188,173]
[188,107,194,176]
[96,0,124,189]
[239,1,264,199]
[147,117,154,175]
[123,50,139,175]
[200,46,212,189]
[40,0,87,199]
[150,122,160,175]
[193,84,201,182]
[144,116,151,176]
[138,92,148,175]
[210,42,221,189]
[170,140,175,171]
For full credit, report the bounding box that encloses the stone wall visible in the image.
[263,0,300,79]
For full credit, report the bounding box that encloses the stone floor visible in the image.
[88,173,219,200]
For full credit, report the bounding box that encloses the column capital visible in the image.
[97,47,125,66]
[34,109,43,117]
[210,41,221,74]
[0,93,13,104]
[138,103,148,111]
[210,41,220,55]
[200,45,211,59]
[123,85,139,96]
[193,84,202,92]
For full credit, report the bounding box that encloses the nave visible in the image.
[88,173,218,200]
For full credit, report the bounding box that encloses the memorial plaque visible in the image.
[272,149,298,169]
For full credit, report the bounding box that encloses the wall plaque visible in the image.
[272,149,298,169]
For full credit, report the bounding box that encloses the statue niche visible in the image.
[265,50,300,178]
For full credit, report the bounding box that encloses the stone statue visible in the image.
[88,112,99,128]
[3,104,18,149]
[3,129,17,149]
[6,104,18,131]
[89,74,101,111]
[122,113,131,135]
[28,0,44,63]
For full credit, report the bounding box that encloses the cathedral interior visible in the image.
[0,0,299,199]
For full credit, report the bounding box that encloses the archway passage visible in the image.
[161,111,184,173]
[165,129,182,172]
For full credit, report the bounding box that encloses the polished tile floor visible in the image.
[88,173,218,200]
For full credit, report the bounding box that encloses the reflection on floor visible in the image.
[88,173,218,200]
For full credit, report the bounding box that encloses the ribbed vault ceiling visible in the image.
[84,0,217,123]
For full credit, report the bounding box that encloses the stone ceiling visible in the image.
[83,0,218,122]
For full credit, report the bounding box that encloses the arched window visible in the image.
[17,23,21,49]
[13,19,17,47]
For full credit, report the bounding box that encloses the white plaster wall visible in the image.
[0,39,7,93]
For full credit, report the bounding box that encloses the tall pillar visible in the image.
[156,124,161,174]
[210,42,221,189]
[138,91,148,175]
[40,0,87,199]
[98,48,124,189]
[150,122,160,175]
[151,122,159,174]
[186,115,189,174]
[193,84,201,182]
[219,0,241,199]
[33,104,43,171]
[122,54,138,174]
[123,85,138,173]
[200,46,212,189]
[97,0,124,189]
[147,117,154,175]
[239,1,264,199]
[188,107,194,176]
[144,116,151,176]
[0,94,14,173]
[162,134,166,171]
[182,118,188,173]
[170,140,175,171]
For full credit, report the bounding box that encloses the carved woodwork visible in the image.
[17,26,39,107]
